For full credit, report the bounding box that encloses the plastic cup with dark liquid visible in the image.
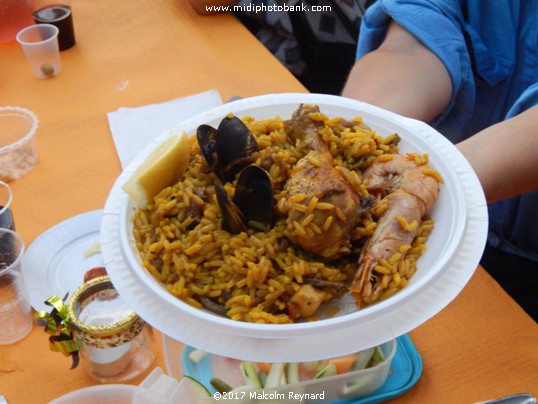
[33,0,75,51]
[0,229,31,345]
[0,182,15,231]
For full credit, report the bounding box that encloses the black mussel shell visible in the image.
[216,116,259,183]
[214,181,246,234]
[196,124,218,169]
[233,165,273,231]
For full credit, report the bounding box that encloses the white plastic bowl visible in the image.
[101,93,488,362]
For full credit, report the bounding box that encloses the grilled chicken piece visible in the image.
[282,104,363,259]
[287,285,326,320]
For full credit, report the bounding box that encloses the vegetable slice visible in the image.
[183,375,211,397]
[313,363,337,379]
[240,361,263,389]
[287,362,300,384]
[265,362,286,387]
[353,347,376,371]
[256,362,272,375]
[370,346,386,366]
[188,348,208,364]
[329,356,357,374]
[257,370,267,387]
[210,377,233,393]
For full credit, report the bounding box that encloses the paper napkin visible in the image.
[107,89,223,168]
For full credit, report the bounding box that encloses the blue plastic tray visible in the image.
[334,334,422,403]
[182,334,422,403]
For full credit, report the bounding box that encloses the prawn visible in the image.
[351,154,441,305]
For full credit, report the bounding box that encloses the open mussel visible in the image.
[215,181,246,234]
[215,165,273,234]
[234,165,273,230]
[197,115,259,183]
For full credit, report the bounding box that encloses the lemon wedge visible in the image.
[122,130,190,208]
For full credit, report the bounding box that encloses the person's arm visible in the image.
[457,104,538,203]
[343,20,538,202]
[342,21,452,122]
[188,0,237,15]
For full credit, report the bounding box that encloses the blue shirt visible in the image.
[356,0,538,261]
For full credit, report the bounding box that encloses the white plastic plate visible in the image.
[25,210,104,312]
[101,93,488,362]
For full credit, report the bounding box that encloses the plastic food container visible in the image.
[0,106,39,182]
[161,333,425,403]
[188,342,394,402]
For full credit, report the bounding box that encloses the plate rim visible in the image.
[24,209,103,312]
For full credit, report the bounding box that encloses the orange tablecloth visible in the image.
[0,0,537,403]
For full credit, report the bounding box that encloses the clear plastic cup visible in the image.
[0,228,32,345]
[16,23,61,79]
[0,106,39,182]
[0,181,15,230]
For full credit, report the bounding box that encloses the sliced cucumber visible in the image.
[265,362,286,387]
[353,347,376,371]
[183,375,211,397]
[370,346,386,365]
[257,370,267,387]
[240,361,263,389]
[287,362,300,384]
[313,363,337,379]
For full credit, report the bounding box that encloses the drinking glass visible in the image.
[33,0,76,51]
[16,24,61,79]
[0,229,32,345]
[0,181,15,231]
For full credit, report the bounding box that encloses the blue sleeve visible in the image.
[356,0,475,134]
[506,83,538,118]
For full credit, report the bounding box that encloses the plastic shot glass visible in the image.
[16,23,61,79]
[0,229,32,345]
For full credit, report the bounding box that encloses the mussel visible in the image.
[234,165,273,230]
[215,165,273,234]
[197,115,259,183]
